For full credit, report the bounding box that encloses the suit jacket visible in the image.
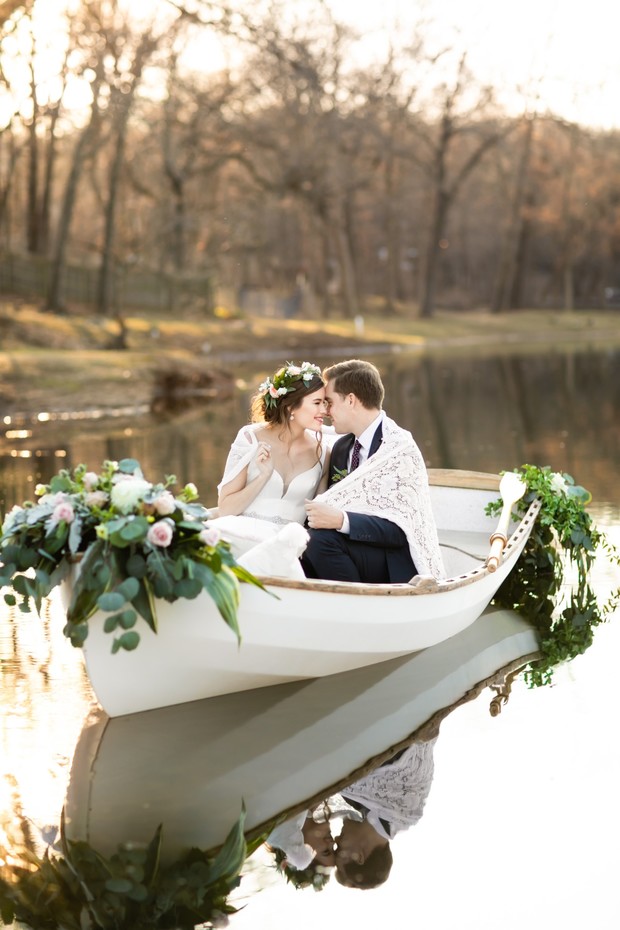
[327,422,415,582]
[328,424,383,485]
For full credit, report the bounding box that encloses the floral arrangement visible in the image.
[0,459,260,653]
[258,361,322,410]
[0,809,248,930]
[487,464,620,686]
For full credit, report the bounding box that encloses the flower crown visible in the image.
[273,848,332,891]
[258,362,322,410]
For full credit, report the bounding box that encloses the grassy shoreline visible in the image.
[2,303,620,417]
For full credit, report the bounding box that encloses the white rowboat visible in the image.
[70,469,540,717]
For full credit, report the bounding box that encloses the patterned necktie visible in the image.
[350,439,362,472]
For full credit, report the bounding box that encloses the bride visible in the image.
[207,362,331,570]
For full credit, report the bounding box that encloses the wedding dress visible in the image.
[206,424,328,575]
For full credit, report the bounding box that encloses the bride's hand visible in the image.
[256,441,274,477]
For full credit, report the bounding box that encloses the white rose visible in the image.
[550,472,568,495]
[111,478,152,513]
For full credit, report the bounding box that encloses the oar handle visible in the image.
[486,531,508,572]
[485,500,514,572]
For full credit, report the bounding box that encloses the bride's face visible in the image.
[292,388,326,431]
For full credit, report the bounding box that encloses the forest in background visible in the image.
[1,0,620,321]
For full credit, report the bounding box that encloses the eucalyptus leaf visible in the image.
[118,458,142,475]
[116,630,140,652]
[117,576,140,600]
[97,591,126,612]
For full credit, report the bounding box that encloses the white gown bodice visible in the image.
[243,456,323,525]
[209,424,327,563]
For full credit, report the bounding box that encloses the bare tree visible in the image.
[413,55,510,318]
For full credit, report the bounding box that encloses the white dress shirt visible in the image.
[340,412,385,534]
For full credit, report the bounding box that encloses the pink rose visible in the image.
[153,491,176,515]
[53,501,75,524]
[83,471,99,491]
[146,520,174,547]
[85,491,109,508]
[200,526,220,547]
[269,385,279,398]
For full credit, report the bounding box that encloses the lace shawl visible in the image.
[341,738,437,840]
[314,416,445,579]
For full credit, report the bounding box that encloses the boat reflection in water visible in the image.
[0,607,538,927]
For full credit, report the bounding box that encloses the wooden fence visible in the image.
[0,253,214,315]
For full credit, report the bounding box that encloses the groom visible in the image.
[302,359,422,584]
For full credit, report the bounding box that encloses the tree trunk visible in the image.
[419,188,448,319]
[491,116,534,314]
[26,33,41,254]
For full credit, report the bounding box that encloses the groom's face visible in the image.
[324,380,355,434]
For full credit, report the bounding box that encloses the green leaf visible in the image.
[118,458,141,475]
[104,877,133,893]
[64,622,88,648]
[207,808,247,885]
[126,553,147,577]
[119,609,137,629]
[3,593,16,606]
[66,539,109,625]
[116,630,140,651]
[142,824,162,887]
[103,613,120,633]
[131,578,158,633]
[98,591,126,612]
[206,569,241,643]
[117,577,140,601]
[173,577,203,599]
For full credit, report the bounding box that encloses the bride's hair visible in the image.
[250,368,325,428]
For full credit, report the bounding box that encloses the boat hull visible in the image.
[75,471,540,717]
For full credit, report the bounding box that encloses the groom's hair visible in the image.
[335,844,393,889]
[323,360,384,410]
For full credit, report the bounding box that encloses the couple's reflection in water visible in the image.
[0,608,539,926]
[267,732,437,892]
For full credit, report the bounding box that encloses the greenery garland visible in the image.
[486,464,620,687]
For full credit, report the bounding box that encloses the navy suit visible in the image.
[301,424,417,583]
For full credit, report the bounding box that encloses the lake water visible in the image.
[1,346,619,929]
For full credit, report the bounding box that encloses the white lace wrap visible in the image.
[315,416,445,579]
[341,737,437,840]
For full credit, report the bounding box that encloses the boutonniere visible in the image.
[331,467,349,482]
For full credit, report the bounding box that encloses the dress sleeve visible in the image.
[217,425,260,494]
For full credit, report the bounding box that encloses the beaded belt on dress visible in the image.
[244,512,290,525]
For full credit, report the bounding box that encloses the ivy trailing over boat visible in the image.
[486,464,620,687]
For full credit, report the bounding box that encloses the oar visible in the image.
[485,472,527,572]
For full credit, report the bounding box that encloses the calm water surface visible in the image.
[1,347,619,929]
